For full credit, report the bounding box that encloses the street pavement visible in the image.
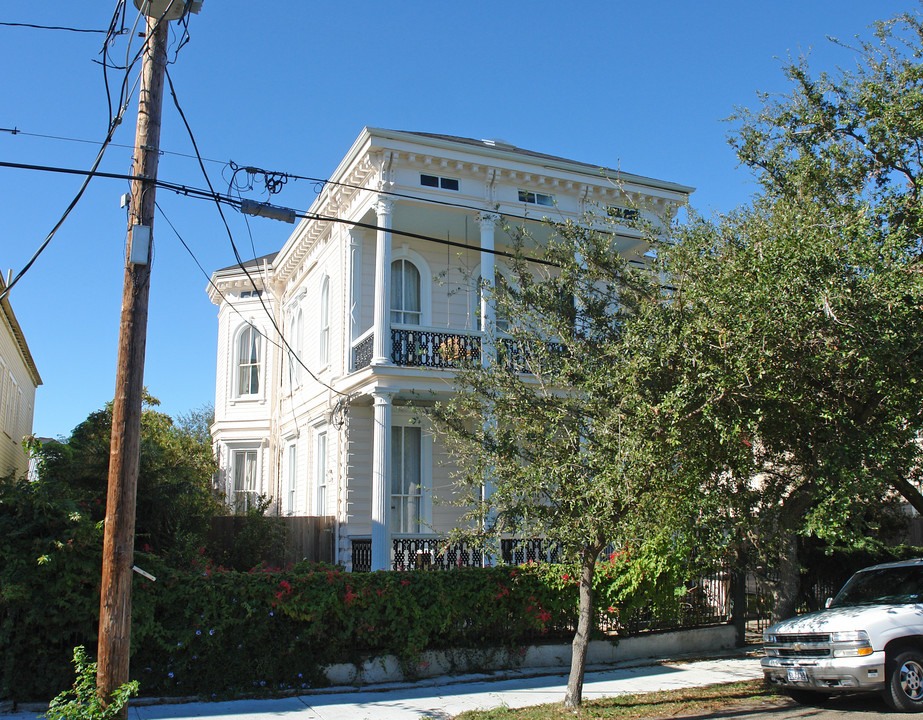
[3,655,764,720]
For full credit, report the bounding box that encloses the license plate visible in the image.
[787,668,808,683]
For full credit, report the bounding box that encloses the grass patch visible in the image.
[453,680,783,719]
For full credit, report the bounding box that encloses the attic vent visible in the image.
[482,138,516,150]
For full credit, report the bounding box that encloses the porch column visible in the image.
[371,198,394,366]
[371,390,393,571]
[347,229,362,370]
[478,213,499,566]
[478,212,499,367]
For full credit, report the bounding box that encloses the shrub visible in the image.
[0,475,102,701]
[43,646,138,720]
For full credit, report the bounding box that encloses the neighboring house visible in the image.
[0,273,41,478]
[208,128,692,571]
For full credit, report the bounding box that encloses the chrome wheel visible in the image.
[900,659,923,702]
[886,650,923,711]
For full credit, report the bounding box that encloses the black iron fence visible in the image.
[391,328,481,368]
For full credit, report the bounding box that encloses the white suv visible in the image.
[762,557,923,712]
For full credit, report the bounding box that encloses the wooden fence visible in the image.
[208,515,335,567]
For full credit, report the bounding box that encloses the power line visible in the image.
[0,111,131,303]
[2,126,580,227]
[0,159,560,268]
[155,199,339,402]
[163,64,349,399]
[0,21,119,34]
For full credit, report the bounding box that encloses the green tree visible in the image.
[429,218,711,708]
[639,9,923,619]
[35,395,223,561]
[647,195,923,619]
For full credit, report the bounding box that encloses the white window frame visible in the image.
[518,189,555,207]
[0,359,6,438]
[230,447,260,513]
[314,428,328,516]
[390,246,432,326]
[420,173,459,191]
[4,373,17,438]
[390,415,432,535]
[285,442,297,516]
[319,276,330,368]
[234,325,262,398]
[286,306,304,390]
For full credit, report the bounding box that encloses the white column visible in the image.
[478,213,498,335]
[371,390,393,571]
[372,198,394,366]
[478,213,499,565]
[347,230,362,371]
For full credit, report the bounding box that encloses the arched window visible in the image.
[390,258,421,325]
[319,276,330,366]
[236,326,261,396]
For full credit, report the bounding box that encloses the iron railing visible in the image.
[392,536,485,570]
[391,328,481,368]
[352,333,374,371]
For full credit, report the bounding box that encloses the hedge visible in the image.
[3,549,698,702]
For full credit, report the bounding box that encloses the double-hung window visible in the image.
[237,326,261,396]
[391,425,422,533]
[232,449,258,513]
[286,443,297,515]
[319,277,330,367]
[314,430,327,516]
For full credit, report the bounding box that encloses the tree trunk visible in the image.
[892,474,923,516]
[563,543,603,708]
[772,531,800,623]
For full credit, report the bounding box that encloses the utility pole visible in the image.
[96,9,168,707]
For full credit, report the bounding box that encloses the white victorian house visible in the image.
[208,128,692,571]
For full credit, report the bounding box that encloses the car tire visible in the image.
[784,688,827,706]
[884,649,923,712]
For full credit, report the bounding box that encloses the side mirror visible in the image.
[825,597,833,609]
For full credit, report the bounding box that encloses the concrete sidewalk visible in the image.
[3,655,763,720]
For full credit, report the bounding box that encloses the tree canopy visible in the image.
[34,394,222,559]
[430,9,923,704]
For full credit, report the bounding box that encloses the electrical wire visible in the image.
[0,1,190,303]
[2,125,587,231]
[156,199,355,427]
[0,109,130,303]
[0,127,225,164]
[163,64,350,399]
[0,159,565,268]
[0,21,116,34]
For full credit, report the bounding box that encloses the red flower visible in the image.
[344,585,358,606]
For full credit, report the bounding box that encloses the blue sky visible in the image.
[1,0,912,439]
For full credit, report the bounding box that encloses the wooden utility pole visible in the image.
[97,13,168,706]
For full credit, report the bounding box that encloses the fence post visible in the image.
[732,547,748,647]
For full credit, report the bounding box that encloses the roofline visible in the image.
[0,276,42,387]
[362,127,695,196]
[212,251,279,277]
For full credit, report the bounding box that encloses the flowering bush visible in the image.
[4,539,715,702]
[128,561,571,697]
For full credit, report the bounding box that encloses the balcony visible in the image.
[352,326,481,372]
[350,536,561,572]
[350,326,564,374]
